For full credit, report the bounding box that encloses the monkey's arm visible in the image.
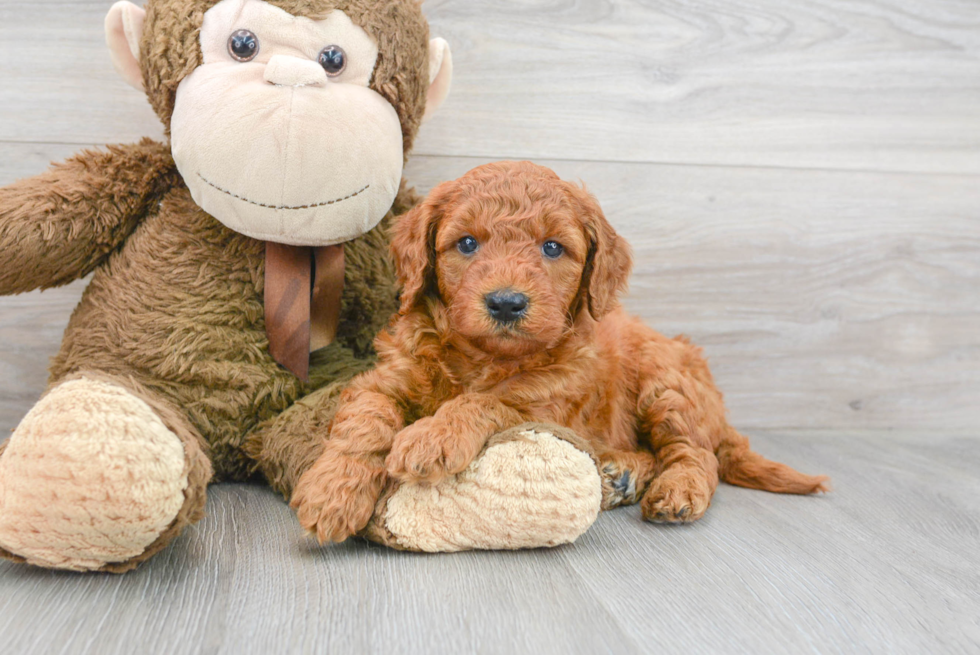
[0,138,179,295]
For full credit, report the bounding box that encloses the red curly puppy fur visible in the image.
[292,161,829,543]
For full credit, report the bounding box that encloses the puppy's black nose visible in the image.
[485,290,528,323]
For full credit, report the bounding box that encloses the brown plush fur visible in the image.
[0,0,431,570]
[42,179,413,483]
[292,162,829,542]
[141,0,431,155]
[0,140,181,295]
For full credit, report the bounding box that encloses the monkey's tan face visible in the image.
[170,0,404,246]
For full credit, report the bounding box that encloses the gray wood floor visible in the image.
[1,0,979,653]
[1,431,977,654]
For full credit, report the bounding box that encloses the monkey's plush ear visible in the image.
[105,1,146,91]
[391,180,457,315]
[422,38,453,123]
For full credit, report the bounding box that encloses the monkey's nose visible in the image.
[264,55,328,88]
[485,291,529,323]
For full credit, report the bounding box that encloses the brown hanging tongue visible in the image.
[264,242,345,381]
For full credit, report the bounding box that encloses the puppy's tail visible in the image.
[716,428,829,495]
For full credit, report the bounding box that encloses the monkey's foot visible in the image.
[364,424,603,551]
[0,378,190,571]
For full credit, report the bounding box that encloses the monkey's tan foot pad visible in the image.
[364,423,603,552]
[0,378,188,571]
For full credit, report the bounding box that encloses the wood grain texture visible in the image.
[1,2,978,651]
[424,0,980,173]
[1,1,979,173]
[0,431,977,654]
[1,146,977,432]
[0,1,164,146]
[404,156,980,430]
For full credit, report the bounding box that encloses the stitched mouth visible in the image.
[198,174,370,210]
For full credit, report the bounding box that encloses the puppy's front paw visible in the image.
[641,468,713,523]
[386,418,480,484]
[291,454,381,543]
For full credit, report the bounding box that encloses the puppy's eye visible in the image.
[457,236,479,255]
[228,30,259,62]
[542,240,564,259]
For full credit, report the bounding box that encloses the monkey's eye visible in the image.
[318,46,347,77]
[457,236,479,255]
[228,30,259,62]
[542,241,564,259]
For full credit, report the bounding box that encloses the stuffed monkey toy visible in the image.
[0,0,603,572]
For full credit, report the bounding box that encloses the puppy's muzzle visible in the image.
[485,290,528,324]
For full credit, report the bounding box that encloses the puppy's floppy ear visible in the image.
[391,180,457,315]
[573,186,633,321]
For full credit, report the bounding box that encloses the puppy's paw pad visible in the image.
[293,488,374,544]
[388,420,478,484]
[388,441,446,483]
[600,462,638,509]
[641,474,711,524]
[292,455,382,544]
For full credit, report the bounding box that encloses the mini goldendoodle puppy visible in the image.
[292,161,829,543]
